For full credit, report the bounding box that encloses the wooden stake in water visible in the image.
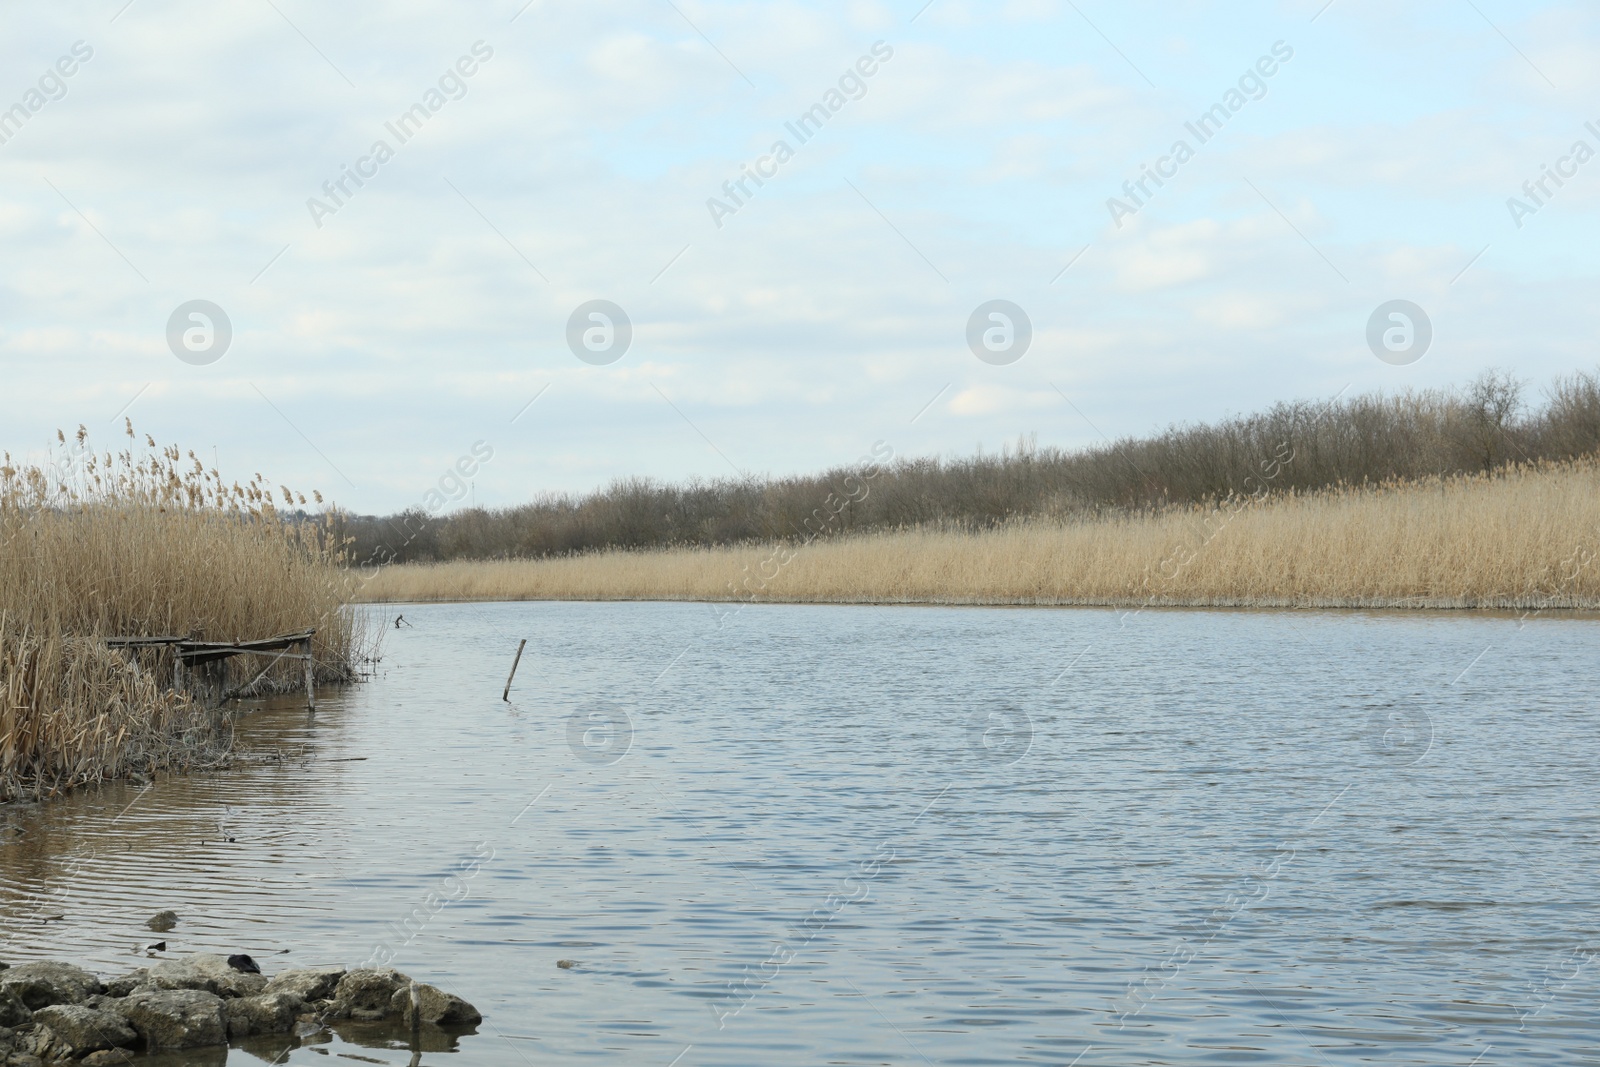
[503,639,527,701]
[303,637,316,712]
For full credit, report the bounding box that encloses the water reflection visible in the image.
[139,1016,472,1066]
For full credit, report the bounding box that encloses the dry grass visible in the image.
[0,424,363,799]
[359,460,1600,611]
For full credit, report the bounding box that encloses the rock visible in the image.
[6,1053,42,1067]
[311,1000,349,1021]
[114,989,227,1050]
[145,911,178,932]
[391,982,481,1027]
[0,990,28,1028]
[226,953,261,975]
[147,955,266,999]
[81,1051,136,1066]
[262,966,344,1003]
[222,991,303,1039]
[102,971,148,999]
[556,959,577,969]
[0,962,103,1009]
[331,968,406,1020]
[31,1004,138,1057]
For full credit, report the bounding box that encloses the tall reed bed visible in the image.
[0,423,363,799]
[359,459,1600,610]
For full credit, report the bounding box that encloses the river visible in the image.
[2,601,1596,1065]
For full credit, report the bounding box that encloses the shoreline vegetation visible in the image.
[338,369,1600,565]
[0,424,363,801]
[358,458,1600,611]
[346,370,1600,612]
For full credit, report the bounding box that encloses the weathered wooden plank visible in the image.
[182,649,314,666]
[107,629,319,707]
[108,629,314,653]
[180,630,316,652]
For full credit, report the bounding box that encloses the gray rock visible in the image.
[30,1004,138,1056]
[391,982,481,1027]
[262,965,345,1003]
[114,988,227,1050]
[0,990,28,1028]
[332,968,406,1020]
[145,910,178,932]
[80,1051,136,1066]
[306,1000,348,1021]
[6,1052,42,1067]
[147,954,265,999]
[0,962,103,1009]
[222,991,303,1039]
[101,971,148,999]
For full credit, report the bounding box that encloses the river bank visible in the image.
[357,460,1600,611]
[0,427,364,802]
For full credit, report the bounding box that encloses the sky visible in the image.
[2,0,1597,514]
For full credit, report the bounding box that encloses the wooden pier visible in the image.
[106,630,317,710]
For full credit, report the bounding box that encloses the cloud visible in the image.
[0,1,1594,512]
[948,384,1058,416]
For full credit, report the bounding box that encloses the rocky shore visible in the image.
[0,955,480,1064]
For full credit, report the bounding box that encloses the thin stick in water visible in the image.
[503,638,527,701]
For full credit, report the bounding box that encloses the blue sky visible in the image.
[2,0,1596,513]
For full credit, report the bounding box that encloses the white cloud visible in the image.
[948,384,1058,416]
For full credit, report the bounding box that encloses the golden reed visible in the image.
[359,459,1600,611]
[0,424,363,799]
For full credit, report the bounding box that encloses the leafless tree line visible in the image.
[338,369,1600,566]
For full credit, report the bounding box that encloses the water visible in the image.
[2,601,1597,1066]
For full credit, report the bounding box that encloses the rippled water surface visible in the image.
[2,601,1598,1065]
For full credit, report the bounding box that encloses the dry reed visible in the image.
[358,459,1600,611]
[0,423,363,799]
